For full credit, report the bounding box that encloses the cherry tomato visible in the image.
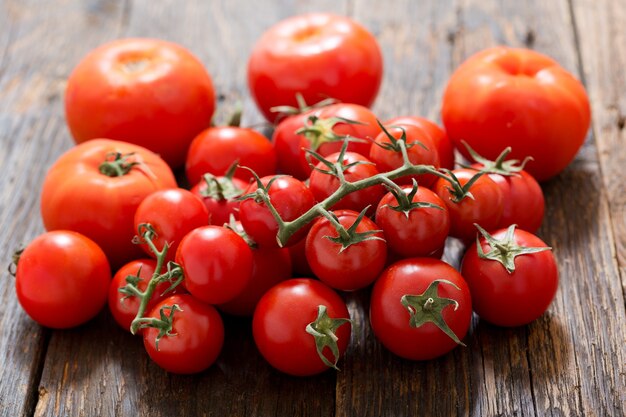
[15,231,111,329]
[40,139,177,268]
[248,13,383,123]
[370,258,472,360]
[186,126,277,184]
[65,38,215,168]
[375,184,450,257]
[253,278,351,376]
[305,210,386,291]
[134,188,209,262]
[442,46,591,181]
[175,226,253,304]
[190,174,248,226]
[461,226,558,326]
[143,294,224,374]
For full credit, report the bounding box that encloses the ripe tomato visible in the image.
[385,116,455,170]
[186,126,277,184]
[143,294,224,374]
[190,173,248,226]
[15,231,111,329]
[370,258,472,360]
[461,226,558,326]
[253,278,351,376]
[239,176,315,247]
[40,139,177,268]
[175,226,253,305]
[65,38,215,168]
[134,188,208,262]
[375,184,450,257]
[442,46,591,181]
[305,210,386,291]
[248,13,383,123]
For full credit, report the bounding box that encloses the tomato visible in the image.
[305,210,386,291]
[308,151,385,214]
[253,278,351,376]
[442,46,591,181]
[288,237,315,276]
[385,116,455,170]
[369,124,440,187]
[273,103,381,179]
[433,169,504,242]
[248,13,383,123]
[15,231,111,329]
[175,226,253,305]
[239,176,315,247]
[190,173,248,226]
[370,258,472,360]
[143,294,224,374]
[186,126,277,184]
[461,225,558,327]
[65,38,215,168]
[375,184,450,257]
[40,139,177,268]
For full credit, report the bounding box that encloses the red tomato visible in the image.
[40,139,177,268]
[175,226,253,305]
[190,174,248,226]
[442,46,591,181]
[305,210,386,291]
[385,116,455,170]
[370,258,472,360]
[239,176,315,247]
[143,294,224,374]
[375,184,450,257]
[308,151,385,214]
[65,38,215,168]
[186,126,277,184]
[433,169,504,242]
[253,278,351,376]
[248,13,383,123]
[461,226,558,326]
[15,231,111,329]
[134,189,209,262]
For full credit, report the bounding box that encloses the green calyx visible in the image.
[199,163,244,202]
[296,114,366,152]
[269,93,337,118]
[307,139,374,181]
[401,279,466,346]
[371,120,424,153]
[462,141,532,176]
[305,305,351,370]
[137,304,182,351]
[380,178,444,218]
[475,224,551,273]
[8,247,24,277]
[318,206,384,252]
[98,152,140,177]
[440,168,485,203]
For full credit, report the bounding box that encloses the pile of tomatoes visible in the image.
[13,13,590,376]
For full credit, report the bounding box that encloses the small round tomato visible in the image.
[134,189,209,262]
[65,38,216,168]
[186,126,277,184]
[239,176,315,247]
[40,139,177,268]
[305,210,386,291]
[370,258,472,360]
[461,226,558,326]
[248,13,383,123]
[143,294,224,374]
[253,278,351,376]
[442,46,591,181]
[175,226,253,304]
[15,231,111,329]
[375,184,450,257]
[190,173,248,226]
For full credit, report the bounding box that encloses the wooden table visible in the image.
[1,0,625,416]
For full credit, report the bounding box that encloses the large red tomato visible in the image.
[65,38,215,167]
[442,47,591,181]
[40,139,177,268]
[248,13,383,123]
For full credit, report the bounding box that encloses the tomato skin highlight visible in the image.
[143,294,224,374]
[15,231,111,329]
[248,13,383,123]
[442,46,591,181]
[253,278,351,376]
[65,38,216,168]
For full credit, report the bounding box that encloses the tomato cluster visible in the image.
[12,12,585,376]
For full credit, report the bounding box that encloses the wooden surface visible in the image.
[0,0,625,416]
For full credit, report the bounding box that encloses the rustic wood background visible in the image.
[1,0,624,416]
